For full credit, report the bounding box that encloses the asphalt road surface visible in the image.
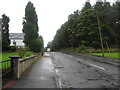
[50,52,119,88]
[10,52,119,88]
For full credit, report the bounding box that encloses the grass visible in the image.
[91,52,120,58]
[0,52,19,69]
[1,52,19,61]
[0,52,35,69]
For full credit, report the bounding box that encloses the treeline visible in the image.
[1,1,44,52]
[48,0,119,51]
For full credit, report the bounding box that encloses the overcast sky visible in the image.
[0,0,114,47]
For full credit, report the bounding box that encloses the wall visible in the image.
[10,39,25,47]
[10,54,40,79]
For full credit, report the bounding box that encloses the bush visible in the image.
[9,46,17,51]
[77,45,92,53]
[30,38,44,52]
[16,46,35,58]
[23,51,34,57]
[16,47,27,58]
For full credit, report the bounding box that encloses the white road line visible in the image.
[88,63,113,74]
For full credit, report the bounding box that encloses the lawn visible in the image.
[1,52,19,61]
[0,52,35,69]
[0,52,19,69]
[91,52,120,58]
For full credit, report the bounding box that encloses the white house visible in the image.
[9,33,25,47]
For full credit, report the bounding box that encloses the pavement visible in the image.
[9,53,57,88]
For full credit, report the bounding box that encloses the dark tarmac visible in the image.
[50,52,119,88]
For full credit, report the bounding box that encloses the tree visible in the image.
[94,0,103,11]
[68,10,80,48]
[81,0,92,13]
[51,22,71,51]
[51,0,119,51]
[47,41,52,48]
[2,14,10,51]
[22,1,39,50]
[111,1,120,47]
[30,37,44,52]
[75,9,100,48]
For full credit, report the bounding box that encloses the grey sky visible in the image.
[0,0,114,47]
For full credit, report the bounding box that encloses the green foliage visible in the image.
[2,14,10,51]
[50,1,119,52]
[23,51,35,57]
[1,52,19,61]
[47,41,52,48]
[23,22,38,47]
[22,1,40,49]
[30,37,44,52]
[16,47,28,58]
[92,52,120,58]
[81,1,92,13]
[22,1,44,52]
[77,45,88,52]
[9,46,17,51]
[16,46,35,58]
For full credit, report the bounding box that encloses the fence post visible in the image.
[9,56,20,79]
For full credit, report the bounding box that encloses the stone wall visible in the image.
[10,54,40,79]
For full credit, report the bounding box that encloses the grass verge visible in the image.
[91,52,120,58]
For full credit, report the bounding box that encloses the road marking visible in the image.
[88,63,113,74]
[89,63,105,70]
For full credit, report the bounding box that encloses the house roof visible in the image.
[9,33,24,39]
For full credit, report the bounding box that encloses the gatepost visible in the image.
[9,56,20,79]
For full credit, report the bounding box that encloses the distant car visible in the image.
[47,48,50,52]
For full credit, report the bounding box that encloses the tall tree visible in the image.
[113,1,120,46]
[51,0,119,51]
[73,9,100,48]
[81,0,92,13]
[22,1,39,49]
[68,10,80,48]
[2,14,10,51]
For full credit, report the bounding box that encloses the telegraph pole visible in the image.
[96,12,104,57]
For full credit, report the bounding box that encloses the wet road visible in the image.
[10,53,56,88]
[9,52,119,88]
[50,52,119,88]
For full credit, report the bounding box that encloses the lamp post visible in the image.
[96,11,104,57]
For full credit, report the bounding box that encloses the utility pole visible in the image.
[96,13,104,57]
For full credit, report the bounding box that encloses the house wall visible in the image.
[10,39,25,47]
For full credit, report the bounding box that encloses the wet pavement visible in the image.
[50,52,119,88]
[10,53,56,88]
[9,52,119,88]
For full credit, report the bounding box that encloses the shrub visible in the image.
[9,46,17,51]
[77,45,92,53]
[30,38,44,52]
[16,47,27,58]
[23,51,34,57]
